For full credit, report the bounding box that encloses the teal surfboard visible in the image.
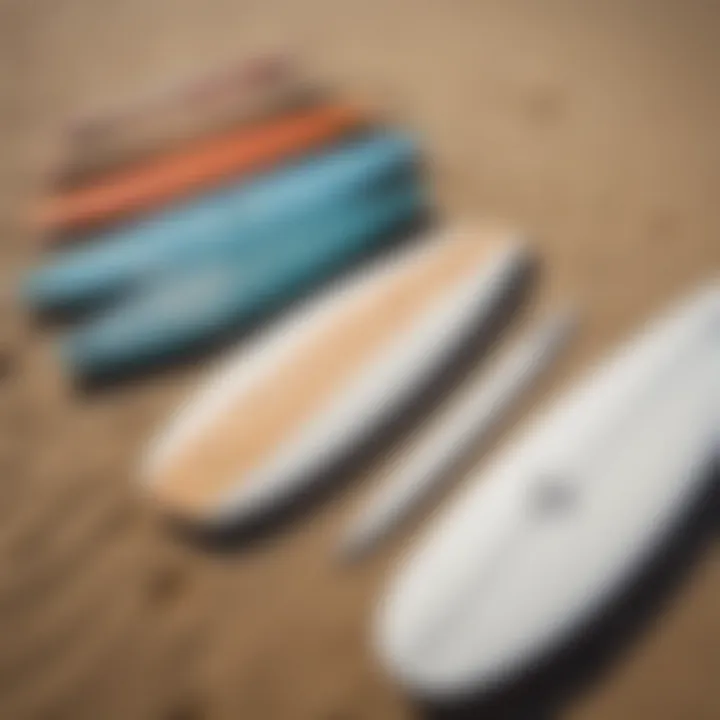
[62,181,426,378]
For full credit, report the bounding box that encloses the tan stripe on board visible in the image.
[153,231,500,516]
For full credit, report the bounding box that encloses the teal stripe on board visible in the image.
[24,132,419,312]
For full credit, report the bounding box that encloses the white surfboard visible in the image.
[141,225,531,529]
[377,282,719,700]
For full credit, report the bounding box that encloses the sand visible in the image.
[0,1,718,718]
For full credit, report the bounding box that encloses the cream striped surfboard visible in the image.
[141,225,531,529]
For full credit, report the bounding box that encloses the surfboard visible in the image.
[376,282,720,700]
[24,131,419,313]
[61,180,424,378]
[140,226,531,529]
[36,102,366,234]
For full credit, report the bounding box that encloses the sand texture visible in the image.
[0,1,718,718]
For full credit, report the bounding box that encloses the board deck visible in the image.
[376,282,720,700]
[142,225,530,528]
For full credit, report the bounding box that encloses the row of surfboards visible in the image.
[141,240,717,700]
[24,53,720,701]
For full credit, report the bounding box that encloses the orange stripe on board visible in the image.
[37,103,366,234]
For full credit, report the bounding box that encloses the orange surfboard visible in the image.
[37,102,367,235]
